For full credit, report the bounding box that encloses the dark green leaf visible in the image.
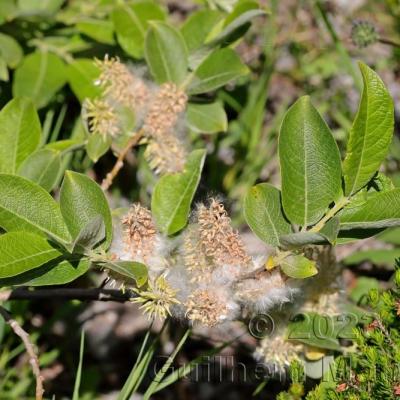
[86,134,112,163]
[0,257,90,286]
[287,312,342,351]
[279,96,342,226]
[72,215,106,254]
[60,171,112,248]
[0,231,62,278]
[0,97,41,174]
[339,189,400,230]
[0,174,71,244]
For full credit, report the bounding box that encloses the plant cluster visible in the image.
[0,1,399,399]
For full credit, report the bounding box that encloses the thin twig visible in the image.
[101,130,144,191]
[378,37,400,49]
[0,306,44,400]
[0,287,136,302]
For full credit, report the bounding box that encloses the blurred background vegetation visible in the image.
[0,0,400,398]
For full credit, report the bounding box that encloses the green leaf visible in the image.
[343,62,394,195]
[46,139,84,153]
[0,57,8,81]
[72,330,85,400]
[0,32,23,68]
[287,312,341,351]
[60,171,112,248]
[279,96,342,226]
[186,102,227,134]
[18,148,62,191]
[339,188,400,230]
[0,97,41,174]
[0,231,62,278]
[76,18,114,45]
[207,8,266,46]
[17,0,64,15]
[280,254,318,279]
[13,51,67,109]
[344,249,400,266]
[349,277,380,303]
[86,134,112,163]
[0,0,17,24]
[187,48,249,95]
[280,219,340,247]
[67,59,101,102]
[72,215,106,254]
[180,10,222,51]
[145,21,188,85]
[152,149,206,235]
[279,232,327,248]
[4,257,90,286]
[104,260,148,287]
[0,174,71,244]
[320,216,340,244]
[243,183,291,247]
[112,2,165,59]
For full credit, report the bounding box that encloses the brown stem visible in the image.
[0,287,136,302]
[0,306,44,400]
[378,37,400,49]
[101,130,144,191]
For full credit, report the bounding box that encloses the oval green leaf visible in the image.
[0,97,41,174]
[151,149,206,235]
[0,174,71,244]
[187,48,249,95]
[67,58,101,102]
[339,188,400,230]
[280,254,318,279]
[0,257,90,287]
[60,171,113,249]
[18,148,62,191]
[181,9,222,51]
[145,21,188,85]
[279,96,342,227]
[0,32,23,68]
[13,51,67,109]
[0,231,62,278]
[244,183,291,247]
[343,63,394,196]
[103,260,148,288]
[76,18,114,45]
[186,102,227,134]
[112,2,165,59]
